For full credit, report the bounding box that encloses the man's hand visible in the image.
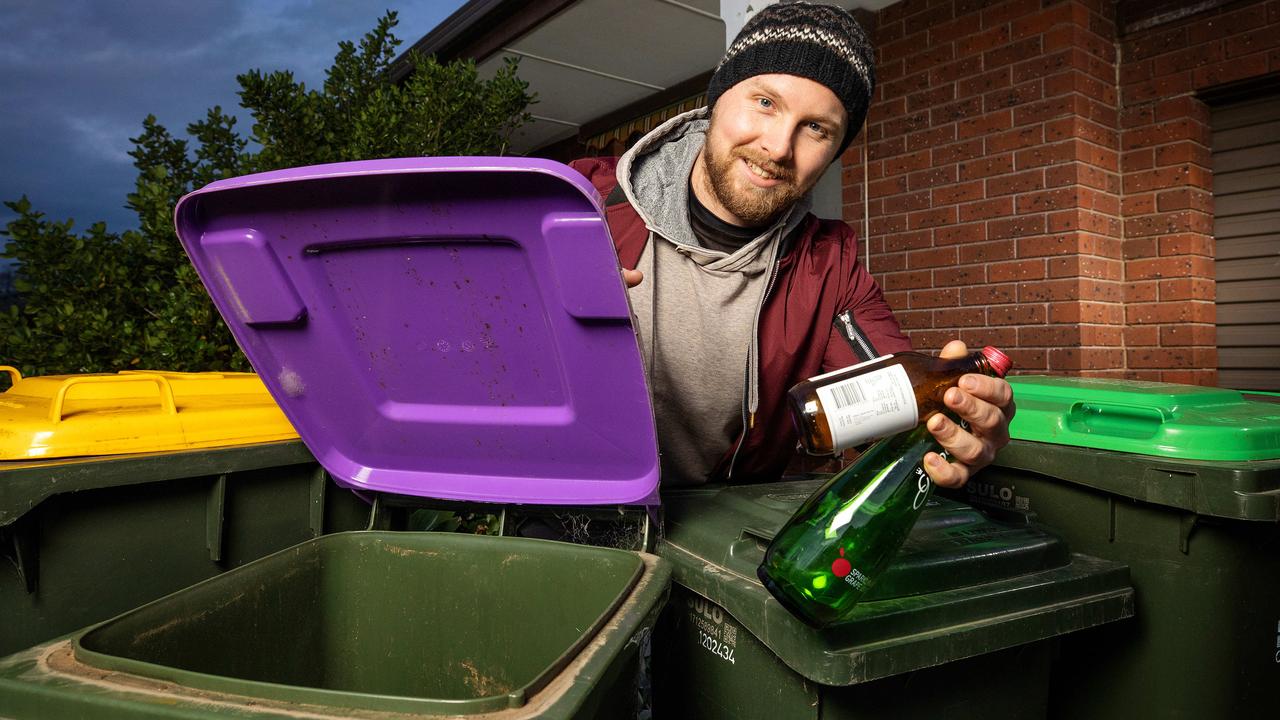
[622,268,643,288]
[923,340,1015,488]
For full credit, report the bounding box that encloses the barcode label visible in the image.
[815,364,918,452]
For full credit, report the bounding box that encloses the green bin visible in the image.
[0,530,671,719]
[948,376,1280,719]
[653,480,1134,719]
[0,440,371,656]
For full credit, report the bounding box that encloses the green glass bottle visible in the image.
[757,421,952,628]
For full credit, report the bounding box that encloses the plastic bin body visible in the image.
[653,479,1134,719]
[0,531,671,719]
[946,376,1280,719]
[0,440,370,657]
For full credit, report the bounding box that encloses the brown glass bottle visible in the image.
[788,346,1012,456]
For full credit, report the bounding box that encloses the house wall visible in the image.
[843,0,1280,383]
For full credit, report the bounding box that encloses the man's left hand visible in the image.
[922,340,1016,488]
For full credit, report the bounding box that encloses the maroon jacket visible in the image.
[570,157,911,483]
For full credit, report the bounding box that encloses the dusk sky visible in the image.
[0,0,468,258]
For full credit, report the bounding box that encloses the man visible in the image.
[571,1,1014,488]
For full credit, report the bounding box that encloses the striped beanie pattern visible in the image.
[707,1,876,157]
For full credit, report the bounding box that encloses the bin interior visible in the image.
[74,531,646,715]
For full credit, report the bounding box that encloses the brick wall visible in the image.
[842,0,1280,383]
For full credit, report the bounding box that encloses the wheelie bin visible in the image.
[948,375,1280,719]
[0,157,670,718]
[653,479,1134,719]
[0,368,370,655]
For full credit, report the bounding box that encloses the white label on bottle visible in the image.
[816,363,918,451]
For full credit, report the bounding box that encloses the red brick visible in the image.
[986,37,1044,70]
[963,282,1017,305]
[1131,299,1208,322]
[878,20,906,46]
[909,247,960,270]
[989,214,1048,239]
[1014,49,1075,85]
[1124,237,1158,260]
[906,44,957,78]
[1018,278,1080,302]
[1158,233,1214,256]
[960,327,1019,349]
[1160,323,1216,346]
[1120,58,1153,85]
[932,138,985,165]
[892,307,931,329]
[957,110,1014,139]
[1011,2,1089,41]
[930,16,978,46]
[1043,24,1114,62]
[1009,348,1050,371]
[1077,324,1127,347]
[1123,164,1210,193]
[910,287,961,308]
[935,306,989,327]
[903,1,955,35]
[931,97,986,125]
[959,67,1012,99]
[908,165,959,191]
[1152,43,1223,78]
[1126,210,1214,238]
[1157,188,1214,213]
[1049,209,1120,236]
[933,264,989,287]
[882,72,933,103]
[959,153,1015,180]
[1126,254,1214,280]
[1127,326,1159,346]
[1120,105,1154,130]
[1122,118,1209,151]
[1014,94,1087,126]
[989,258,1047,282]
[960,196,1015,222]
[909,206,958,229]
[1124,73,1192,105]
[1015,139,1079,169]
[1016,233,1080,257]
[1045,117,1117,148]
[1049,347,1125,372]
[1078,186,1121,215]
[1123,25,1186,62]
[883,230,934,252]
[883,149,931,177]
[933,180,986,205]
[1154,142,1212,168]
[1015,186,1074,212]
[884,269,934,291]
[988,304,1047,325]
[1048,255,1124,280]
[957,25,1012,58]
[1192,53,1270,88]
[1018,324,1081,347]
[984,80,1043,112]
[1153,95,1210,124]
[1158,277,1215,301]
[883,191,932,215]
[990,169,1047,198]
[1122,148,1155,172]
[868,136,906,161]
[982,0,1040,29]
[987,125,1045,155]
[870,213,907,236]
[868,175,908,199]
[1187,4,1269,45]
[908,83,958,113]
[868,95,907,125]
[1121,193,1156,215]
[906,125,959,151]
[960,239,1017,264]
[1127,347,1199,369]
[935,222,988,244]
[1050,301,1124,324]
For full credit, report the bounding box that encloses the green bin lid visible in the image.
[658,480,1132,686]
[1007,376,1280,462]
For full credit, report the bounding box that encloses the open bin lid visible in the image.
[173,158,658,506]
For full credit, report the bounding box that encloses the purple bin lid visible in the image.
[174,158,658,506]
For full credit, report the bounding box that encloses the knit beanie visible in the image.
[707,1,875,158]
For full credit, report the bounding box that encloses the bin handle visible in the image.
[1067,401,1170,439]
[49,373,178,423]
[1,366,20,388]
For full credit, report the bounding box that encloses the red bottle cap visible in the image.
[980,346,1013,377]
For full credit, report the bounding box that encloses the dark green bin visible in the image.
[0,440,371,656]
[0,530,671,719]
[653,480,1134,719]
[945,376,1280,719]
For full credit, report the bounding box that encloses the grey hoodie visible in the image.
[617,108,811,485]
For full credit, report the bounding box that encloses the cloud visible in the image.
[65,117,137,166]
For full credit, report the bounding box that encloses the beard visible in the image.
[700,133,804,226]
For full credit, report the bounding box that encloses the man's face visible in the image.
[694,74,848,226]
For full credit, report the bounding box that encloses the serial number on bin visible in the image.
[698,630,735,664]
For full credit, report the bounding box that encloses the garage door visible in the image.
[1212,94,1280,391]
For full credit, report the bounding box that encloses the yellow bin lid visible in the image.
[0,367,299,460]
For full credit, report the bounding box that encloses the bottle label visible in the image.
[816,363,918,451]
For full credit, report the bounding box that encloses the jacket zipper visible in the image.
[726,253,784,481]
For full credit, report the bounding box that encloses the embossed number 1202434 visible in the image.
[698,629,735,664]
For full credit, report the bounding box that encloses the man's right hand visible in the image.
[622,268,643,288]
